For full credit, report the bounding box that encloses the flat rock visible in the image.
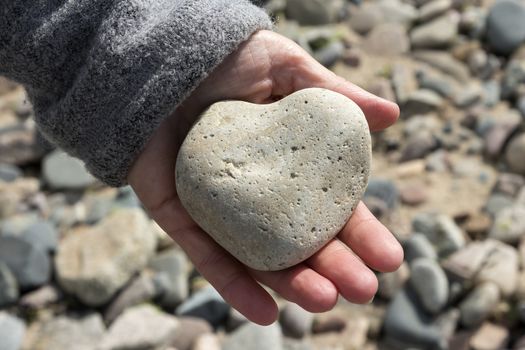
[171,316,213,350]
[176,88,371,271]
[363,23,410,56]
[55,208,156,306]
[22,313,104,350]
[0,312,26,350]
[403,234,437,262]
[100,304,179,350]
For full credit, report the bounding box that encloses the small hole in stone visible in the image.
[291,146,298,152]
[305,100,308,104]
[311,227,316,232]
[322,187,328,192]
[290,173,298,179]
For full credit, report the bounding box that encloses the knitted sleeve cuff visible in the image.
[34,0,272,186]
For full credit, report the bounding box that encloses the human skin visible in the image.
[128,30,403,325]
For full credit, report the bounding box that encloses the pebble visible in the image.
[410,13,459,49]
[412,213,466,256]
[175,286,230,328]
[21,221,58,253]
[279,303,314,339]
[403,234,437,262]
[484,111,521,159]
[176,88,371,271]
[383,288,447,350]
[409,258,449,314]
[193,333,221,350]
[505,133,525,175]
[400,131,439,162]
[363,23,410,56]
[0,124,46,166]
[486,0,525,55]
[55,208,156,306]
[402,89,444,117]
[148,248,189,308]
[418,0,452,22]
[348,3,384,35]
[311,315,346,334]
[412,51,470,83]
[23,313,104,350]
[19,284,62,309]
[42,150,96,190]
[171,317,213,350]
[0,312,25,350]
[100,305,179,350]
[364,178,399,210]
[459,282,500,328]
[285,0,344,25]
[104,272,159,324]
[313,41,344,67]
[0,163,22,182]
[0,262,18,307]
[485,193,514,217]
[376,0,418,28]
[493,173,525,197]
[0,235,50,289]
[464,212,492,238]
[489,205,525,243]
[469,322,510,350]
[223,322,283,350]
[475,240,519,297]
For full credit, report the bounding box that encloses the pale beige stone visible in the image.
[176,88,371,270]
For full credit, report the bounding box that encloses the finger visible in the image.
[295,61,400,132]
[151,197,279,325]
[250,264,338,313]
[263,31,399,131]
[307,239,378,304]
[339,202,404,273]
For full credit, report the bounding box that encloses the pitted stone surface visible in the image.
[176,88,371,271]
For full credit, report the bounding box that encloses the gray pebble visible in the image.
[409,258,449,314]
[0,235,50,289]
[486,0,525,55]
[459,282,500,328]
[175,286,230,328]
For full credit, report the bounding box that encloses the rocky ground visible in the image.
[2,0,525,349]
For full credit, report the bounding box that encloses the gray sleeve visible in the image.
[0,0,272,186]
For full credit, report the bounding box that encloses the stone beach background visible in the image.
[2,0,525,349]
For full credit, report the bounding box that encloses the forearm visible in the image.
[0,0,271,186]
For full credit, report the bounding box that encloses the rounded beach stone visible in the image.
[176,88,371,271]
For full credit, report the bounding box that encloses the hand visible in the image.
[128,30,403,325]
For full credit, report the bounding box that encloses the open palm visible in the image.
[128,30,403,325]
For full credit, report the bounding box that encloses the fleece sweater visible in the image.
[0,0,272,186]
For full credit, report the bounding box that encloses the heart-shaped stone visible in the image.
[176,88,371,271]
